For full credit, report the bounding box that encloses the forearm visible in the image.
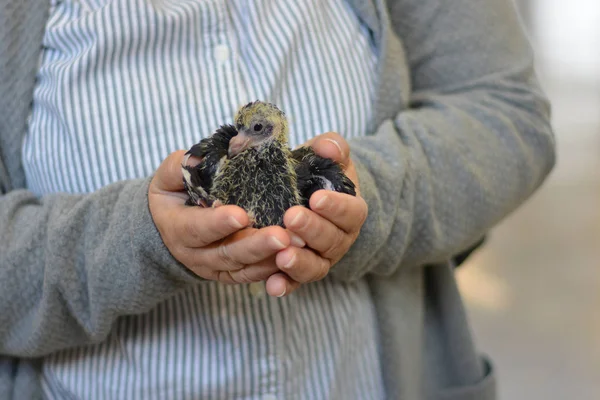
[332,72,554,281]
[0,178,197,357]
[328,0,555,281]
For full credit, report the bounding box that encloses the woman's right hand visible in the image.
[148,150,300,287]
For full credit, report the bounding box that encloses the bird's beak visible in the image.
[228,131,251,158]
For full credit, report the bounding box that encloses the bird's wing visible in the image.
[182,124,238,206]
[291,146,356,207]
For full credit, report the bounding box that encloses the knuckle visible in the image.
[312,259,331,282]
[217,243,231,262]
[217,270,236,284]
[231,268,253,284]
[217,243,243,270]
[323,230,347,260]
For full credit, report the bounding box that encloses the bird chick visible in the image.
[182,101,356,228]
[183,101,301,228]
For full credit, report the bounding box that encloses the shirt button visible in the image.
[263,395,278,400]
[249,282,266,298]
[214,44,230,62]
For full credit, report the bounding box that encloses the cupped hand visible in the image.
[265,132,368,297]
[149,150,304,284]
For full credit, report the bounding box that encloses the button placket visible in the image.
[220,6,250,107]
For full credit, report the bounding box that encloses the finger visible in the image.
[183,153,203,168]
[284,206,349,260]
[275,247,331,283]
[265,272,302,297]
[152,150,188,192]
[175,205,250,248]
[184,254,279,283]
[309,132,350,166]
[286,230,306,248]
[200,226,292,271]
[308,190,368,234]
[218,261,280,284]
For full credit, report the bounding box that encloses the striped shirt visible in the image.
[24,0,383,399]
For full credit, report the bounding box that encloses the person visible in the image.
[0,0,555,399]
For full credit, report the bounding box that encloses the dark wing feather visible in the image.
[291,146,356,207]
[182,124,238,206]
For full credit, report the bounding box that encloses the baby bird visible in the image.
[183,101,300,228]
[182,101,355,228]
[292,146,356,207]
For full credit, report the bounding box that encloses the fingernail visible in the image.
[283,254,296,269]
[229,216,244,229]
[183,153,192,167]
[324,138,344,158]
[290,233,306,247]
[315,195,330,210]
[277,287,287,297]
[290,211,306,228]
[270,236,287,250]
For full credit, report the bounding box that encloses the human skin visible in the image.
[148,132,367,297]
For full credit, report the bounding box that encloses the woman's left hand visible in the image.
[265,132,368,297]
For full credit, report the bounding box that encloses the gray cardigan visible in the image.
[0,0,555,399]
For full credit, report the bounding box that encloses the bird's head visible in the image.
[228,101,289,158]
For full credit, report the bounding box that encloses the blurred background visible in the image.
[455,0,600,398]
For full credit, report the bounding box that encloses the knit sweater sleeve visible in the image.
[330,0,555,281]
[0,0,204,358]
[0,178,200,357]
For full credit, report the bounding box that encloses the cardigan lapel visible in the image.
[0,0,51,190]
[345,0,381,38]
[347,0,411,132]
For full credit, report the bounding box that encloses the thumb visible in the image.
[307,132,350,167]
[152,150,187,192]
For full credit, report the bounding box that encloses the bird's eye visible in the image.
[253,123,263,132]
